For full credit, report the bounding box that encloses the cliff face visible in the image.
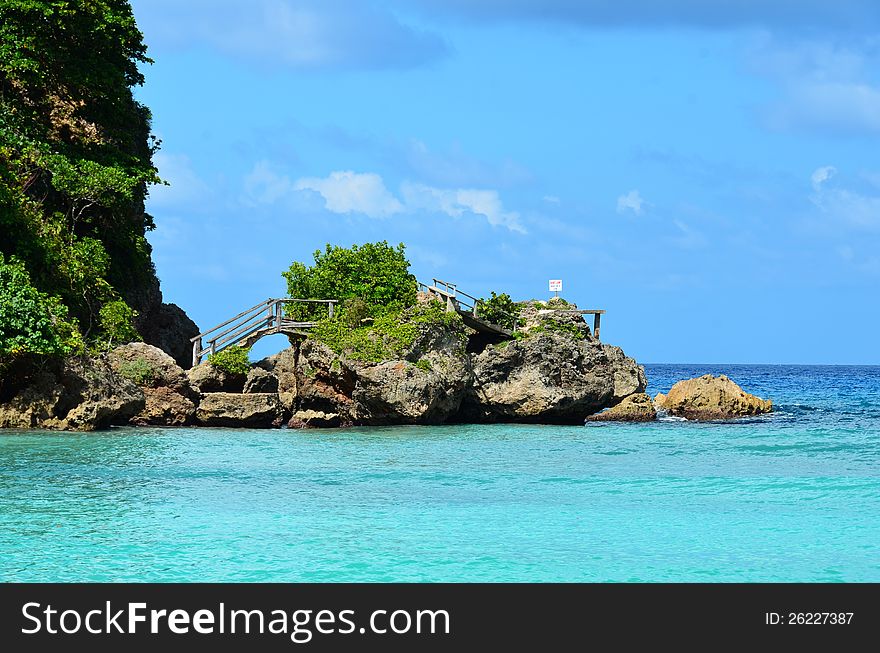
[0,1,198,367]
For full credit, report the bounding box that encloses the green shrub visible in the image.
[282,241,417,320]
[117,357,156,385]
[98,299,140,346]
[207,345,251,375]
[311,301,464,363]
[414,358,432,372]
[339,296,370,329]
[527,318,586,341]
[477,291,521,330]
[0,253,84,362]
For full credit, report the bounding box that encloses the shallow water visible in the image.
[2,364,879,582]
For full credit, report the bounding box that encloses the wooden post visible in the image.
[210,340,216,357]
[593,313,601,340]
[192,339,201,367]
[446,296,455,313]
[275,301,282,328]
[328,301,335,319]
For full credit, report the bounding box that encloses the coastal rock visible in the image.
[586,393,656,422]
[257,348,298,394]
[518,300,594,340]
[137,301,200,370]
[289,409,341,428]
[293,319,471,425]
[656,374,772,420]
[108,343,197,426]
[0,357,143,431]
[187,362,245,393]
[132,386,196,427]
[244,367,279,394]
[108,342,191,394]
[461,334,645,424]
[196,393,284,428]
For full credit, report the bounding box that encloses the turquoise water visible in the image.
[2,364,879,582]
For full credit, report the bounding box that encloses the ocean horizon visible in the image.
[2,363,879,583]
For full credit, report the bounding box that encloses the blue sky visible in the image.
[131,0,880,364]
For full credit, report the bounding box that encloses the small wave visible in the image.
[657,415,688,422]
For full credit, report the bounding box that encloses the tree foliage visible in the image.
[282,242,417,320]
[477,291,521,330]
[0,253,83,362]
[207,346,251,376]
[0,0,158,358]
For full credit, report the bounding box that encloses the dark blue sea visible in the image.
[1,364,878,581]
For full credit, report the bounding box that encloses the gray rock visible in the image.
[108,342,191,393]
[187,362,245,393]
[244,366,279,394]
[289,409,341,428]
[0,357,144,431]
[133,386,196,426]
[108,343,198,426]
[137,302,200,370]
[256,348,297,394]
[196,393,284,428]
[461,333,645,424]
[586,392,656,422]
[293,318,471,425]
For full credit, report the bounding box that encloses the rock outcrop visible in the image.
[108,343,196,426]
[586,392,656,422]
[187,362,245,393]
[196,393,284,428]
[293,322,472,425]
[289,409,341,428]
[0,357,144,431]
[1,298,651,430]
[244,367,279,394]
[654,374,772,420]
[461,333,645,424]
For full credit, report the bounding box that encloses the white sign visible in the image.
[549,279,563,292]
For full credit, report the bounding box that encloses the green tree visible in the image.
[0,0,160,351]
[282,242,417,319]
[0,253,83,363]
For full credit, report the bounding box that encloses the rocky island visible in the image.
[0,5,771,432]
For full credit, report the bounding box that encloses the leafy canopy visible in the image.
[477,291,521,330]
[0,0,159,356]
[0,253,83,362]
[282,242,417,319]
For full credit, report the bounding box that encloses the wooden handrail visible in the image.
[191,297,338,366]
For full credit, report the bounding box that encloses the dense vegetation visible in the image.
[312,301,464,363]
[476,291,520,330]
[286,242,467,363]
[0,0,159,364]
[282,241,417,321]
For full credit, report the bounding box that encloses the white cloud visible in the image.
[401,182,526,233]
[135,0,448,70]
[810,168,880,231]
[240,163,527,232]
[294,170,403,218]
[543,195,561,204]
[244,160,294,204]
[750,39,880,135]
[149,153,209,208]
[616,189,646,215]
[811,165,837,191]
